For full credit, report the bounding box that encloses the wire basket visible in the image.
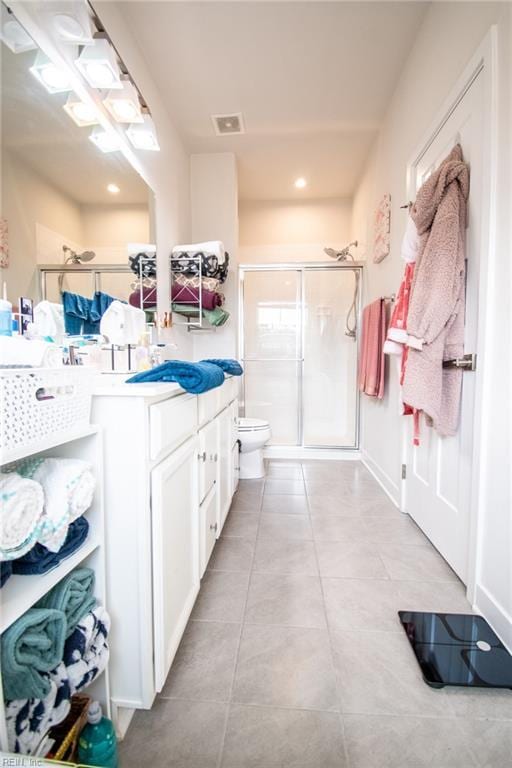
[45,693,91,762]
[0,368,93,460]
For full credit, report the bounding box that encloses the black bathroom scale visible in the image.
[398,611,512,690]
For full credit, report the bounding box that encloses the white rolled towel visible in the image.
[172,240,226,264]
[0,336,63,368]
[100,300,146,346]
[0,472,44,561]
[14,458,96,553]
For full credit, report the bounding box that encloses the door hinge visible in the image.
[442,353,477,371]
[401,464,407,480]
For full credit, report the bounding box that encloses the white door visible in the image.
[198,419,217,503]
[151,436,199,691]
[404,70,485,584]
[216,406,233,533]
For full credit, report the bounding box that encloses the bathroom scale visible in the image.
[398,611,512,690]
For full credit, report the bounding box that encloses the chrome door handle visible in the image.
[443,353,477,371]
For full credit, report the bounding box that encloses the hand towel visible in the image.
[32,301,65,342]
[100,299,146,345]
[0,472,44,561]
[88,292,116,324]
[64,606,110,694]
[358,299,387,399]
[127,360,225,394]
[12,517,89,576]
[172,304,230,327]
[128,286,157,310]
[0,336,63,368]
[5,663,71,755]
[37,567,96,639]
[14,458,95,553]
[200,358,243,376]
[1,608,67,700]
[62,292,92,336]
[172,240,225,265]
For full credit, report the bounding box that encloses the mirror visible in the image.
[0,9,155,319]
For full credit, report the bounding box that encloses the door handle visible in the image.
[198,451,206,462]
[442,353,477,371]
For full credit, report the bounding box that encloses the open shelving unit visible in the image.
[0,425,110,757]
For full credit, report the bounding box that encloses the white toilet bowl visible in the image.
[238,418,271,479]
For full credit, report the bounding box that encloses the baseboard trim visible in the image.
[263,446,362,461]
[474,582,512,653]
[361,449,401,509]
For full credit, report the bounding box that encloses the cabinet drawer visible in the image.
[197,388,222,427]
[149,394,197,461]
[199,485,217,577]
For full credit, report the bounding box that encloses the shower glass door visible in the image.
[302,269,358,447]
[240,266,360,448]
[241,270,301,445]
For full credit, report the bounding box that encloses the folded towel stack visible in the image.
[37,567,96,639]
[128,360,225,393]
[1,608,67,701]
[12,458,95,553]
[0,473,44,561]
[171,303,230,327]
[5,604,110,755]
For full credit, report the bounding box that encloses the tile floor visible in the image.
[119,460,512,768]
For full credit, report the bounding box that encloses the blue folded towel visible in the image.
[1,608,67,700]
[12,517,89,576]
[1,561,12,588]
[200,358,243,376]
[127,360,225,394]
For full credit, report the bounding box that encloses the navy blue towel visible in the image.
[1,561,12,588]
[200,358,243,376]
[12,517,89,576]
[127,360,225,394]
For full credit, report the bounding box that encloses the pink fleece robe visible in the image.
[402,144,469,437]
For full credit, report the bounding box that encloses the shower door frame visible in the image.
[238,262,364,450]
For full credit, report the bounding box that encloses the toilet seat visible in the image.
[238,417,269,432]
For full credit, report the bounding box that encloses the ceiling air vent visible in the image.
[212,113,245,136]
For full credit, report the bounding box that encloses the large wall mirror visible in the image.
[1,3,155,311]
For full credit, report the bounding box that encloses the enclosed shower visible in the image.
[239,263,362,449]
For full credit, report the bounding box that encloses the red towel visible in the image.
[359,299,387,399]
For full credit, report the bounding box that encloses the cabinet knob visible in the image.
[214,453,218,462]
[198,451,206,462]
[209,522,218,531]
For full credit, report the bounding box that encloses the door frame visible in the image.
[238,262,364,450]
[401,27,498,606]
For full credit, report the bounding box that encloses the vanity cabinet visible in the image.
[91,376,239,735]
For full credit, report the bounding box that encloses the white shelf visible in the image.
[0,535,101,634]
[0,425,99,466]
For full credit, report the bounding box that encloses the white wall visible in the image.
[239,197,352,264]
[1,150,84,300]
[351,2,511,645]
[189,153,239,360]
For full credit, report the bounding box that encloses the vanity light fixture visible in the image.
[89,126,122,153]
[294,177,307,189]
[125,114,160,151]
[52,3,95,45]
[103,80,143,124]
[0,11,37,53]
[63,93,99,126]
[75,38,123,90]
[30,50,73,93]
[107,183,120,194]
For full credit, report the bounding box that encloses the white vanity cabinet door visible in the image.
[217,406,233,533]
[231,443,240,495]
[198,419,218,503]
[199,485,218,576]
[151,436,199,693]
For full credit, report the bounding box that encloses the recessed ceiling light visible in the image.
[89,127,122,153]
[107,183,120,194]
[75,38,123,90]
[294,177,307,189]
[125,115,160,151]
[30,50,73,93]
[63,93,99,126]
[0,16,37,53]
[103,81,143,124]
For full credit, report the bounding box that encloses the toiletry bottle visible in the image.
[77,701,118,768]
[0,283,12,337]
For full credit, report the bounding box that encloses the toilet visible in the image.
[237,417,272,479]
